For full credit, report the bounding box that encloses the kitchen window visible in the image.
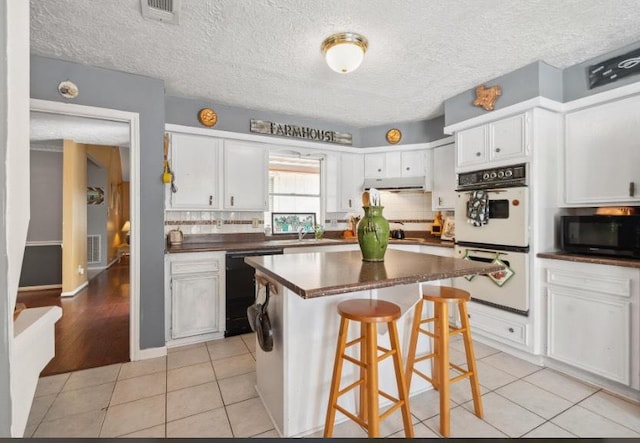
[264,153,322,232]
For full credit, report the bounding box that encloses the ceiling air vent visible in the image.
[140,0,181,25]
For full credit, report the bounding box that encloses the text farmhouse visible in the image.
[250,119,352,145]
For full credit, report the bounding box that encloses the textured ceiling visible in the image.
[30,0,640,127]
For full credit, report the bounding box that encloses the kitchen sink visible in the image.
[268,238,344,246]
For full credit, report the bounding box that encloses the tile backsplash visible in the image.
[164,191,453,235]
[164,211,264,235]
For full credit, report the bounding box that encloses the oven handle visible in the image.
[457,189,509,195]
[465,249,506,256]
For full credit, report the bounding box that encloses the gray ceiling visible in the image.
[30,0,640,127]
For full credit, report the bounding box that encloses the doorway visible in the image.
[19,100,141,373]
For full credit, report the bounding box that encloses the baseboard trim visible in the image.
[18,284,62,292]
[135,346,167,360]
[60,281,88,297]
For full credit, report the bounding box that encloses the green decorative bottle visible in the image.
[357,206,390,262]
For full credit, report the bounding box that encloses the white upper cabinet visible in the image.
[564,94,640,205]
[432,143,456,210]
[223,139,269,210]
[338,152,364,212]
[169,133,221,209]
[456,125,488,168]
[400,150,426,177]
[364,151,426,179]
[456,112,529,171]
[364,153,387,178]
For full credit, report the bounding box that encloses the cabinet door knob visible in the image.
[378,168,382,172]
[508,327,514,333]
[495,147,501,153]
[209,195,213,205]
[630,182,636,197]
[231,196,234,206]
[349,199,352,208]
[438,197,443,206]
[406,167,410,171]
[475,152,481,157]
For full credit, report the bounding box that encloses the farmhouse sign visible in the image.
[250,119,352,146]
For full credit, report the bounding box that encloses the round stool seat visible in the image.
[337,299,401,323]
[421,285,470,303]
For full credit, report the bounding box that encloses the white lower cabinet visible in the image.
[543,259,639,389]
[166,252,226,343]
[466,302,528,347]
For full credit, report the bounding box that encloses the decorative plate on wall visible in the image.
[386,128,402,144]
[198,108,218,127]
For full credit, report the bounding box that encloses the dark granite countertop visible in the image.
[245,249,503,299]
[537,251,640,269]
[165,233,454,254]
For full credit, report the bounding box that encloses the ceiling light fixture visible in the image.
[321,32,368,74]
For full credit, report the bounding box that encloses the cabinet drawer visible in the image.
[546,268,631,297]
[171,259,219,275]
[467,305,527,345]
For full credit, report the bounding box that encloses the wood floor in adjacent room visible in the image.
[17,259,130,376]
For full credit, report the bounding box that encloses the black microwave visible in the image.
[560,215,640,258]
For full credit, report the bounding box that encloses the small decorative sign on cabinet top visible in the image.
[588,46,640,89]
[250,119,352,146]
[473,84,501,111]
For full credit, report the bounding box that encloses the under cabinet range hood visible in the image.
[363,176,427,191]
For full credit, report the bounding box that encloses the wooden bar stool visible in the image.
[405,285,483,437]
[324,299,414,438]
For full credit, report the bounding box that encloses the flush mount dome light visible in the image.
[321,32,368,74]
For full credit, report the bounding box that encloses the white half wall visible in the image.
[2,0,32,437]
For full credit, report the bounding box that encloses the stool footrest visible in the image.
[419,327,436,339]
[377,346,396,362]
[337,378,364,397]
[414,352,436,363]
[450,371,472,384]
[342,354,366,368]
[335,405,366,428]
[379,398,404,421]
[449,362,467,375]
[410,368,434,385]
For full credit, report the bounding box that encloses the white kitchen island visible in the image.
[245,249,502,437]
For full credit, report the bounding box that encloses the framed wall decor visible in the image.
[87,187,105,205]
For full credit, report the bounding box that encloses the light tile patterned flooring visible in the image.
[25,333,640,438]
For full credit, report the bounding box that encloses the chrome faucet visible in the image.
[298,227,307,240]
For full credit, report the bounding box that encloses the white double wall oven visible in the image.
[453,164,531,316]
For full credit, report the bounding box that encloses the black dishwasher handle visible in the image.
[227,249,284,259]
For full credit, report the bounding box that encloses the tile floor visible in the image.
[24,333,640,438]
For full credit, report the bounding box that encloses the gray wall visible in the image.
[31,55,166,350]
[18,246,61,287]
[87,160,107,267]
[166,95,364,147]
[20,149,64,288]
[359,115,446,148]
[564,40,640,102]
[27,150,62,242]
[0,0,12,436]
[166,95,451,148]
[444,61,563,127]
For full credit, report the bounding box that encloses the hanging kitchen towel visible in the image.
[467,190,489,227]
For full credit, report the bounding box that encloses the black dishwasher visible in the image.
[225,249,283,337]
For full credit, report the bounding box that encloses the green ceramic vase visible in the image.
[357,206,390,262]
